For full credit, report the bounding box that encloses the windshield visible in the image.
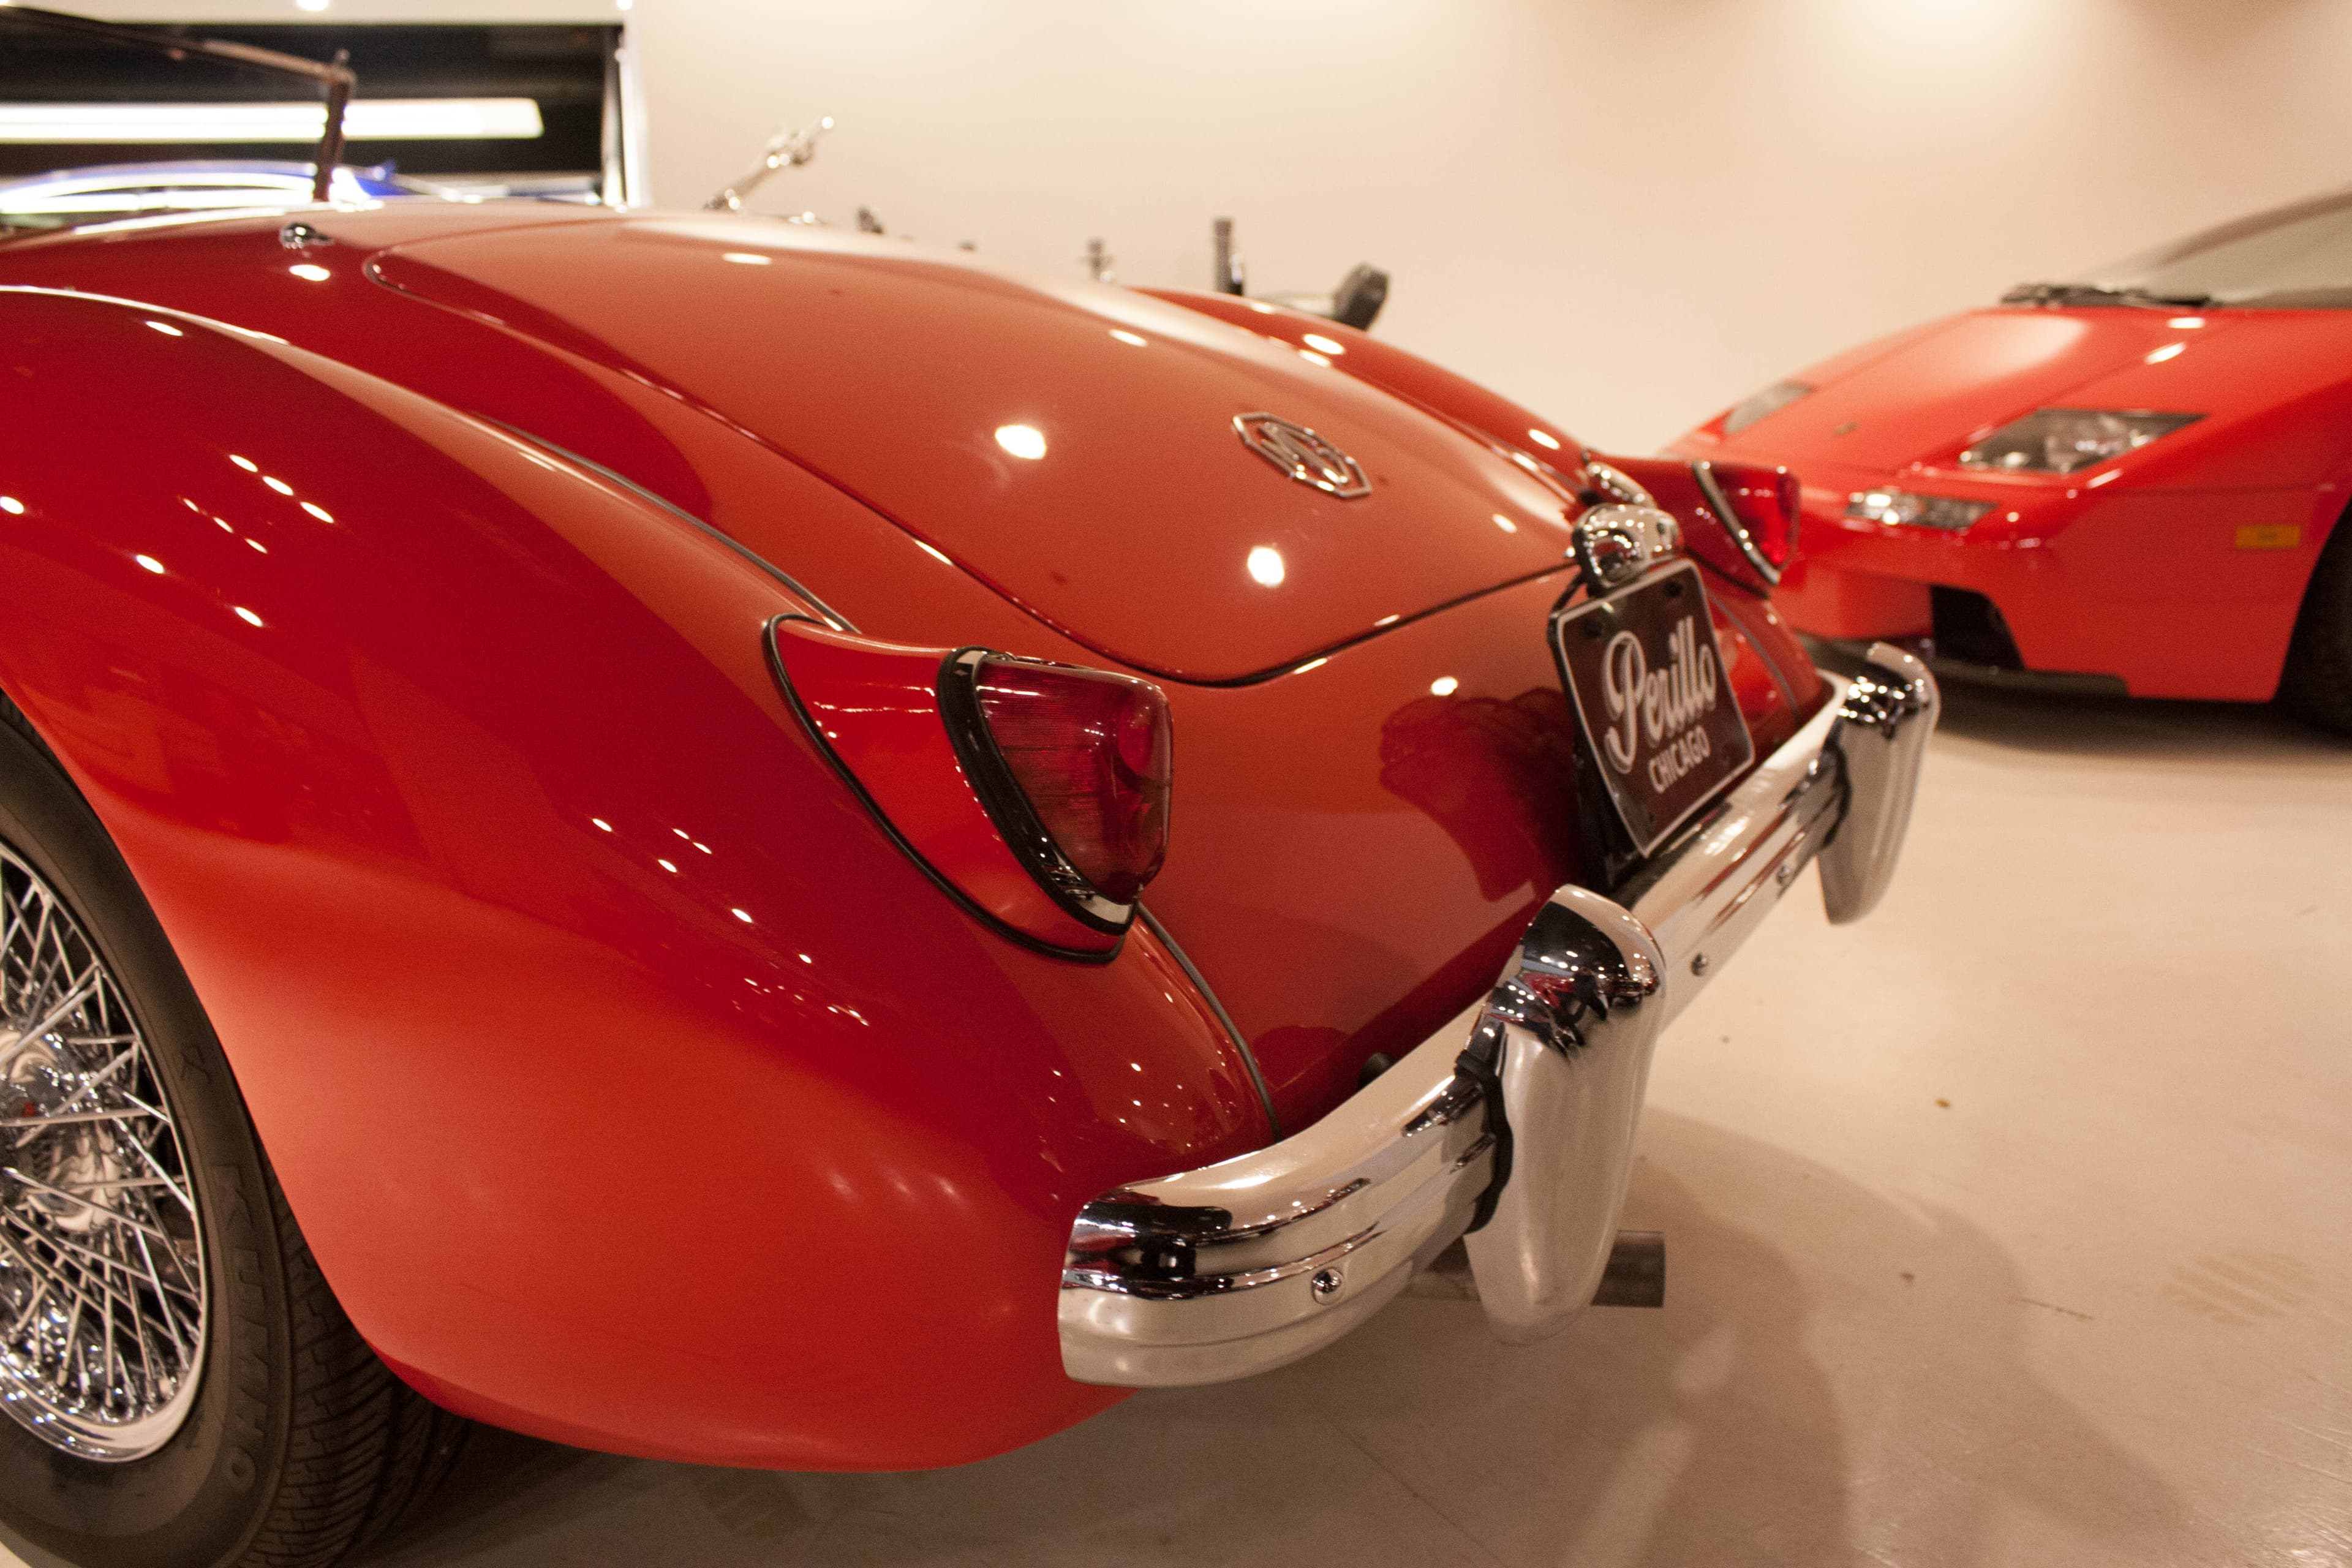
[0,12,620,236]
[2074,190,2352,309]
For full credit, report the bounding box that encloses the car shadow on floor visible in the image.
[1929,680,2350,766]
[349,1110,2187,1568]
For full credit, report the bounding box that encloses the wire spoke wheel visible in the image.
[0,837,204,1461]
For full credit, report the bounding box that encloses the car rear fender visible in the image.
[0,287,1276,1469]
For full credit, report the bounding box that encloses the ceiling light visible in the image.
[0,99,545,144]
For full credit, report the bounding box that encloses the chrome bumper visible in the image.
[1060,644,1938,1386]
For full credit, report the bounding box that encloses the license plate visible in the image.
[1551,562,1754,855]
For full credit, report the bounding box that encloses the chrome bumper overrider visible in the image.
[1060,645,1938,1386]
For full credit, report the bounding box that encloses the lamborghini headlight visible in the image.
[1958,409,2202,474]
[1845,489,1992,530]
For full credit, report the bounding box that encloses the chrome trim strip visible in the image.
[479,419,856,632]
[1058,649,1939,1387]
[1690,458,1784,587]
[1137,905,1281,1137]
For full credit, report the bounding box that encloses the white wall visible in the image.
[79,0,2352,451]
[627,0,2352,452]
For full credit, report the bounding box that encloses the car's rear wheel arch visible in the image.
[0,682,467,1568]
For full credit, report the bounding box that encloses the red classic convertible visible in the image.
[0,21,1936,1568]
[1675,189,2352,731]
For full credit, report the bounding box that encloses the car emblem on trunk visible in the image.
[1234,413,1372,499]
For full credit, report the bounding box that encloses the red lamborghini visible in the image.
[1675,187,2352,732]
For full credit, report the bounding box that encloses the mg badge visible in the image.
[1234,413,1371,499]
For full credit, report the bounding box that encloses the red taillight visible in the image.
[1693,461,1802,586]
[767,616,1170,958]
[967,657,1171,906]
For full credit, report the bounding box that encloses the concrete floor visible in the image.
[10,683,2351,1568]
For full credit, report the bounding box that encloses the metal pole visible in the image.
[0,7,360,204]
[311,49,351,202]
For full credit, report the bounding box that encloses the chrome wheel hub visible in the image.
[0,840,205,1461]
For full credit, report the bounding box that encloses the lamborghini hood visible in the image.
[371,217,1578,683]
[1713,306,2352,480]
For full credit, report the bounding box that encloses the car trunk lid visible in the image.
[371,217,1580,684]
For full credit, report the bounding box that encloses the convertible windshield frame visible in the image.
[0,4,354,203]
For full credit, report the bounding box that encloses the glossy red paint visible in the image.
[0,292,1275,1466]
[1147,290,1822,716]
[1144,288,1583,475]
[1676,304,2352,699]
[0,206,1829,1466]
[366,219,1582,683]
[767,618,1123,957]
[1140,565,1803,1129]
[1705,463,1804,581]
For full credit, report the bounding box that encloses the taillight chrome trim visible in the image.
[764,616,1123,963]
[1689,458,1786,588]
[935,647,1137,937]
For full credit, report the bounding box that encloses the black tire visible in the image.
[0,697,468,1568]
[2279,511,2352,736]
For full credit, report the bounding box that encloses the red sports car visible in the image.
[0,19,1936,1568]
[1675,188,2352,731]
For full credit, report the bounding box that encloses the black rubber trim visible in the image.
[935,647,1134,938]
[761,616,1121,965]
[1453,1017,1514,1235]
